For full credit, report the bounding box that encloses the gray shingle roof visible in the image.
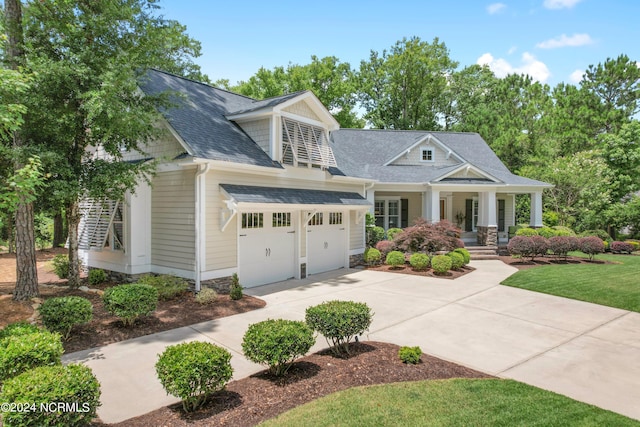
[220,184,371,206]
[138,69,282,169]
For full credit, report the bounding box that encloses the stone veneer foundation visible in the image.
[476,226,498,246]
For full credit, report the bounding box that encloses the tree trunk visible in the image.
[66,200,81,288]
[52,210,66,248]
[6,0,39,301]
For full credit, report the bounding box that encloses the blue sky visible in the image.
[159,0,639,87]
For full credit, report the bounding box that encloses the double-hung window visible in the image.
[374,199,400,229]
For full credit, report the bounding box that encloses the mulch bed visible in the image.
[365,263,475,279]
[100,341,491,427]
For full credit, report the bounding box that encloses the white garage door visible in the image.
[307,212,347,275]
[238,212,295,288]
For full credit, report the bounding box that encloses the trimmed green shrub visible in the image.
[515,227,538,236]
[51,254,70,280]
[0,322,41,340]
[102,284,158,327]
[398,346,422,364]
[195,287,218,304]
[409,253,430,270]
[453,247,471,265]
[537,226,556,238]
[242,319,315,376]
[363,248,382,265]
[367,226,385,247]
[552,226,576,236]
[305,300,373,357]
[0,330,63,383]
[88,268,108,286]
[0,364,100,427]
[386,227,403,240]
[39,296,93,340]
[375,240,395,257]
[447,251,465,270]
[229,273,243,300]
[137,274,189,300]
[431,255,452,275]
[385,251,406,268]
[579,229,612,243]
[629,241,640,252]
[156,341,233,412]
[578,236,605,261]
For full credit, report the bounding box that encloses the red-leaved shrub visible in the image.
[375,240,395,257]
[610,241,634,254]
[548,236,579,259]
[578,236,605,260]
[507,235,548,261]
[392,219,462,255]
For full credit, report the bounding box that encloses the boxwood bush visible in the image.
[137,274,189,300]
[0,364,100,427]
[385,250,406,268]
[0,321,41,340]
[537,226,557,238]
[398,346,422,364]
[195,287,218,304]
[431,254,452,275]
[578,236,605,260]
[409,253,430,270]
[453,247,471,265]
[242,319,315,376]
[156,341,233,412]
[39,296,93,340]
[363,248,382,265]
[88,268,108,286]
[102,284,159,327]
[447,251,465,270]
[305,300,373,357]
[50,254,70,280]
[515,227,538,237]
[367,225,385,247]
[0,330,63,383]
[386,227,403,240]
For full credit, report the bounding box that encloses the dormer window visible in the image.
[421,148,434,162]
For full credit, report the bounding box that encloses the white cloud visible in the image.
[508,46,518,55]
[536,33,594,49]
[487,3,507,14]
[477,52,551,83]
[543,0,583,9]
[569,69,584,83]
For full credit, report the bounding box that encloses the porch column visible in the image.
[423,188,440,223]
[477,191,497,246]
[530,191,543,228]
[366,188,375,215]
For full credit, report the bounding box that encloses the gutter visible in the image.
[194,162,210,292]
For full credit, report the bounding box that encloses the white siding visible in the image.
[349,211,364,250]
[391,144,460,167]
[123,125,186,162]
[283,101,321,121]
[151,170,195,271]
[238,119,271,155]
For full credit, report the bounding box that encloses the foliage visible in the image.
[50,254,70,280]
[0,364,101,427]
[195,288,218,305]
[578,237,606,260]
[453,248,471,265]
[155,341,232,412]
[0,330,63,383]
[39,296,93,340]
[515,227,538,236]
[447,252,465,270]
[392,218,462,255]
[385,251,406,268]
[241,319,315,376]
[507,236,549,261]
[229,273,243,300]
[137,274,189,300]
[102,284,158,327]
[610,241,634,254]
[537,227,556,238]
[548,236,579,259]
[375,240,395,257]
[305,300,373,357]
[363,248,382,265]
[0,156,45,213]
[409,253,430,270]
[431,255,452,275]
[367,226,385,247]
[0,322,41,340]
[579,229,611,242]
[552,226,576,237]
[386,228,403,240]
[88,268,108,286]
[398,346,422,364]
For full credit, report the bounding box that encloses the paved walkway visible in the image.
[64,261,640,424]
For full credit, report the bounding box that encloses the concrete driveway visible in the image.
[64,261,640,424]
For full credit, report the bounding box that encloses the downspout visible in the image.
[194,163,210,292]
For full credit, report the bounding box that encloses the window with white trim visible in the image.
[309,212,323,226]
[329,212,343,225]
[374,199,400,229]
[421,148,434,162]
[272,212,291,227]
[242,213,264,229]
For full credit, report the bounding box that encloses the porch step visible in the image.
[464,245,499,260]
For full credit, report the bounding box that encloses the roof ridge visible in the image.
[147,68,258,102]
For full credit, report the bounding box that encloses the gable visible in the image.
[389,142,460,167]
[122,123,187,162]
[447,167,489,180]
[283,100,321,121]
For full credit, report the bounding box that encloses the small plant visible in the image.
[398,346,422,364]
[39,296,93,340]
[195,287,218,304]
[137,274,189,300]
[88,268,108,286]
[229,273,243,300]
[367,225,385,247]
[431,254,452,275]
[102,284,159,327]
[363,248,382,265]
[386,227,403,240]
[578,236,605,261]
[50,254,70,279]
[156,341,233,412]
[242,319,315,376]
[385,250,406,268]
[515,227,538,237]
[305,300,373,357]
[375,240,395,257]
[409,253,430,270]
[453,248,471,265]
[0,330,63,383]
[0,364,101,427]
[447,251,465,270]
[0,321,41,340]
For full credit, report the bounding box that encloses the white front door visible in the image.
[307,212,347,275]
[238,212,295,288]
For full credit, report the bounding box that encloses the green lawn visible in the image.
[260,379,639,426]
[501,253,640,312]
